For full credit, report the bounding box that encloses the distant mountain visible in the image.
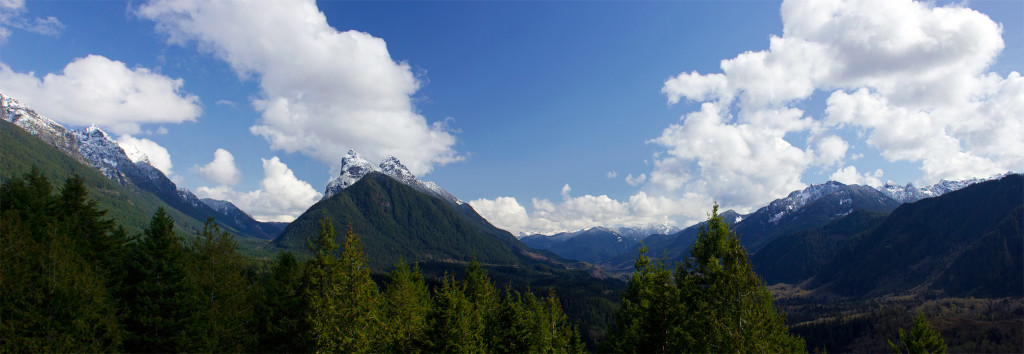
[323,150,461,205]
[521,227,644,264]
[599,182,899,273]
[751,174,1023,298]
[201,198,287,239]
[733,181,900,252]
[1,92,277,239]
[876,173,1012,203]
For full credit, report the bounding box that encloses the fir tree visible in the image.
[889,311,947,354]
[382,261,432,352]
[120,208,200,352]
[675,204,804,353]
[256,251,308,352]
[304,217,382,353]
[189,218,254,352]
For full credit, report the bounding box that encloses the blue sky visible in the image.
[0,0,1021,233]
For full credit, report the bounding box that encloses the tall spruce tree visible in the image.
[601,247,679,352]
[304,217,382,353]
[675,204,804,352]
[189,218,254,352]
[120,208,200,352]
[256,251,308,352]
[382,261,432,352]
[604,204,804,353]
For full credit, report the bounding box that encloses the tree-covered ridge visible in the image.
[0,171,583,352]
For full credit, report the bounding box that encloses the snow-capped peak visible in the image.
[322,150,463,205]
[767,181,848,224]
[379,156,416,185]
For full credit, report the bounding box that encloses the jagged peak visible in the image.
[323,150,462,205]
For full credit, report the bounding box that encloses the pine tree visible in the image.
[675,204,804,353]
[889,311,947,354]
[601,247,679,353]
[429,275,484,352]
[335,225,383,352]
[382,261,432,352]
[256,251,308,352]
[304,217,382,353]
[0,173,121,352]
[120,208,200,352]
[189,218,254,352]
[604,204,804,353]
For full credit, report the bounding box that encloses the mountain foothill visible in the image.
[2,91,1021,352]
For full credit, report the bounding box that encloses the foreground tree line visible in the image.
[1,169,946,353]
[0,169,581,353]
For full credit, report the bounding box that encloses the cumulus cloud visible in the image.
[0,55,201,134]
[649,0,1023,215]
[196,148,241,186]
[195,156,320,222]
[648,102,810,210]
[470,186,712,235]
[829,166,884,187]
[625,173,646,186]
[118,135,175,177]
[468,197,530,234]
[138,0,460,176]
[606,170,617,179]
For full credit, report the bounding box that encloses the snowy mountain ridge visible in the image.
[1,92,234,220]
[877,173,1013,204]
[323,150,463,205]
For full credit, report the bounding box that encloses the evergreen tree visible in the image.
[889,311,947,354]
[256,251,308,352]
[675,204,804,353]
[120,208,200,352]
[0,173,121,352]
[335,225,383,352]
[304,217,381,353]
[429,275,485,352]
[189,218,254,352]
[604,204,804,353]
[382,261,432,352]
[601,247,679,352]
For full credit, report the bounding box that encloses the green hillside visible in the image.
[276,172,554,269]
[1,119,203,236]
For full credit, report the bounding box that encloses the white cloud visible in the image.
[814,135,848,167]
[0,0,63,42]
[117,135,175,177]
[468,197,530,234]
[648,102,810,211]
[471,183,716,235]
[196,148,240,186]
[648,0,1023,214]
[0,55,201,134]
[829,166,884,187]
[195,156,320,222]
[625,173,646,186]
[139,0,460,176]
[606,170,617,179]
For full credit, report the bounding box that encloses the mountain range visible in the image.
[526,174,1012,270]
[1,92,282,239]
